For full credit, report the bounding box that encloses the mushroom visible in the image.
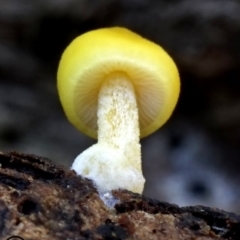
[57,27,180,194]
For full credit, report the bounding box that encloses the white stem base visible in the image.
[72,74,145,194]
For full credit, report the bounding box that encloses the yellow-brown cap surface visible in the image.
[57,27,180,139]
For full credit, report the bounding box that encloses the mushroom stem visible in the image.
[71,73,145,193]
[98,73,141,167]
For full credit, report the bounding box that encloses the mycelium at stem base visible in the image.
[71,73,145,194]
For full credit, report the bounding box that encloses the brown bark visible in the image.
[0,152,239,240]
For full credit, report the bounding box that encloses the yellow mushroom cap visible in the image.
[57,27,180,139]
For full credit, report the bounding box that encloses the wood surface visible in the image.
[0,152,239,240]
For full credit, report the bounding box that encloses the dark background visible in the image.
[1,0,240,213]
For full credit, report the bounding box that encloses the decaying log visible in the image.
[0,152,239,240]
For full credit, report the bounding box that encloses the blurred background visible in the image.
[1,0,240,213]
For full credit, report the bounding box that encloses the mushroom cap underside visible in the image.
[57,27,180,139]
